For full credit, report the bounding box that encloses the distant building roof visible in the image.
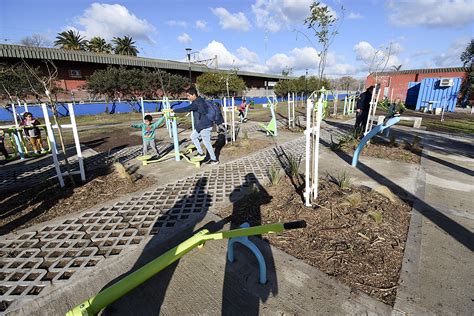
[0,44,292,80]
[370,67,468,76]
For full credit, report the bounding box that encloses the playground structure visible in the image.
[136,107,205,168]
[0,102,52,160]
[41,103,86,187]
[343,94,357,116]
[304,88,326,207]
[141,97,191,138]
[352,116,401,167]
[67,220,306,316]
[259,96,278,136]
[287,92,296,129]
[222,97,236,143]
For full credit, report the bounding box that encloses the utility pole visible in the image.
[305,69,308,98]
[185,47,192,83]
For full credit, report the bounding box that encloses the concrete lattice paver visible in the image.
[0,131,307,313]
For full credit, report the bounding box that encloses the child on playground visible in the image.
[131,114,165,157]
[238,97,248,123]
[21,112,46,154]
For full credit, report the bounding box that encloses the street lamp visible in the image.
[185,47,192,83]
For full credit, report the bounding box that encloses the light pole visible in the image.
[185,47,192,83]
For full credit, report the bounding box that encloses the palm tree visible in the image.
[391,64,402,71]
[112,36,139,56]
[54,30,87,50]
[87,37,112,53]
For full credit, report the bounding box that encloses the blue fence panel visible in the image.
[415,77,462,112]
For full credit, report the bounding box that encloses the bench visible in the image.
[375,115,422,128]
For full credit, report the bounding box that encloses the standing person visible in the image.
[354,85,374,134]
[21,112,46,154]
[0,129,10,160]
[238,97,247,123]
[173,86,223,165]
[131,114,165,158]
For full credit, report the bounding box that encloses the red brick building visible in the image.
[365,67,469,105]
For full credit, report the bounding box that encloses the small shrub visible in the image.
[242,130,249,140]
[288,154,302,178]
[369,211,383,224]
[268,166,283,186]
[113,162,134,184]
[330,171,352,189]
[389,134,398,147]
[404,135,421,153]
[330,135,342,151]
[346,192,362,207]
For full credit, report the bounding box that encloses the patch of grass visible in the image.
[346,192,362,208]
[330,171,352,189]
[268,166,284,186]
[425,119,474,134]
[403,135,421,153]
[369,211,383,224]
[389,134,398,147]
[287,154,302,179]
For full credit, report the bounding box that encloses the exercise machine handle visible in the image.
[283,220,307,230]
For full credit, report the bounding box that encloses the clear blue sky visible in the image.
[1,0,473,78]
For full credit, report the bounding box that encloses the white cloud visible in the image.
[387,0,474,27]
[348,12,362,19]
[353,41,403,71]
[166,20,187,27]
[211,7,250,31]
[411,49,432,58]
[251,0,337,32]
[177,33,192,44]
[432,37,468,67]
[75,3,156,42]
[195,20,207,30]
[196,40,358,76]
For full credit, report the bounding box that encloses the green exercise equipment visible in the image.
[258,96,278,136]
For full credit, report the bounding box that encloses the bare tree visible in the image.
[20,34,52,47]
[21,60,75,185]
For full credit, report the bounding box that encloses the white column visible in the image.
[304,96,313,206]
[68,103,86,182]
[41,104,64,187]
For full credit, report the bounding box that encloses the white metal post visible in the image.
[68,103,86,182]
[41,103,65,187]
[312,93,323,201]
[343,96,347,116]
[12,102,19,128]
[140,97,145,121]
[292,92,296,128]
[231,97,236,142]
[223,97,228,144]
[304,95,313,206]
[364,83,378,135]
[23,101,29,112]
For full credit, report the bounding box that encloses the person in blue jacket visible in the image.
[173,87,221,165]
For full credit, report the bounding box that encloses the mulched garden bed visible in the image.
[336,136,422,164]
[0,166,154,234]
[214,175,411,306]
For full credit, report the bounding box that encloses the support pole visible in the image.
[68,103,86,182]
[41,103,65,187]
[140,97,145,121]
[312,92,323,202]
[231,97,235,142]
[304,95,313,207]
[223,97,228,144]
[170,114,180,161]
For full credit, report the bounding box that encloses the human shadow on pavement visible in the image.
[221,173,278,316]
[101,177,212,315]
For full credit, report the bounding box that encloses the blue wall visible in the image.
[405,82,420,107]
[415,77,462,112]
[0,94,349,121]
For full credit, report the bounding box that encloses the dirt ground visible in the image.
[0,167,154,234]
[335,136,421,164]
[214,175,411,306]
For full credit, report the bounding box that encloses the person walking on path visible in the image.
[354,85,374,135]
[173,87,223,165]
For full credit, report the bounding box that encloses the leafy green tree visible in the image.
[87,37,112,53]
[0,64,43,103]
[54,30,87,50]
[196,72,246,97]
[112,36,139,56]
[460,39,474,106]
[304,2,342,85]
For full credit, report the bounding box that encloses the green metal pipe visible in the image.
[66,221,305,316]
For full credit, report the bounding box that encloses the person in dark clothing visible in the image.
[173,87,221,165]
[354,85,374,134]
